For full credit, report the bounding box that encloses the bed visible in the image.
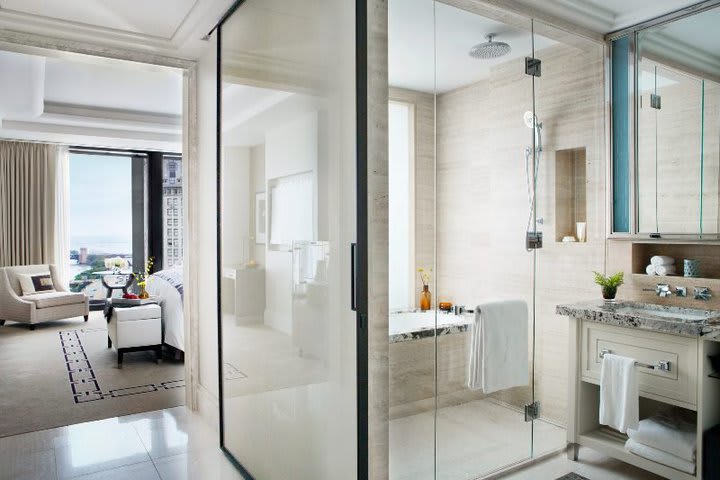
[146,267,184,353]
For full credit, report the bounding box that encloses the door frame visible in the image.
[212,0,369,478]
[0,30,201,410]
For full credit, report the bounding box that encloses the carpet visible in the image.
[556,474,590,480]
[0,311,185,437]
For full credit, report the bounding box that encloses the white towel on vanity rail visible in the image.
[651,255,675,267]
[599,353,639,433]
[627,409,697,462]
[467,300,528,394]
[645,264,656,275]
[655,265,677,276]
[625,439,696,474]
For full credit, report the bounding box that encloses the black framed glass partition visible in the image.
[215,1,367,478]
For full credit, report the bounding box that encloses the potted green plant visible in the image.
[593,271,624,303]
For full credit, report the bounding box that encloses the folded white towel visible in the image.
[646,264,657,275]
[627,410,696,462]
[467,300,528,394]
[655,265,676,276]
[651,255,675,267]
[599,353,639,433]
[625,439,695,474]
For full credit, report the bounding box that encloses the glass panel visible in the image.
[388,0,437,478]
[637,60,702,233]
[218,1,357,478]
[531,18,606,457]
[433,4,534,478]
[612,36,631,233]
[635,7,720,235]
[703,80,720,234]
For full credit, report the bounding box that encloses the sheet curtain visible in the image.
[0,140,59,268]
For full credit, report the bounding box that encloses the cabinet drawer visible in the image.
[581,321,698,408]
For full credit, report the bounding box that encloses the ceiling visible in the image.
[221,83,320,147]
[0,50,182,151]
[0,0,710,62]
[0,0,197,39]
[390,0,557,93]
[640,6,720,79]
[391,0,716,93]
[0,0,236,59]
[510,0,705,33]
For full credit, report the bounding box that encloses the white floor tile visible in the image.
[153,449,247,480]
[54,421,150,479]
[0,426,68,458]
[501,448,666,480]
[0,448,57,480]
[390,399,566,480]
[67,461,160,480]
[132,410,218,460]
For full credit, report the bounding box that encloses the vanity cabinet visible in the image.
[560,303,720,480]
[581,322,698,409]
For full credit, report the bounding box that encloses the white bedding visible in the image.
[147,269,184,352]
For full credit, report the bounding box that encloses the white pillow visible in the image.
[18,272,54,296]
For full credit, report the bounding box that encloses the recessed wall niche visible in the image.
[555,147,587,242]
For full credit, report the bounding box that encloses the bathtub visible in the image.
[389,310,472,343]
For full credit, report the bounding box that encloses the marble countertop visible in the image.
[556,300,720,340]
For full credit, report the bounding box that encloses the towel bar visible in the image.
[599,349,671,372]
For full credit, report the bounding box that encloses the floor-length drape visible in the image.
[54,146,70,285]
[0,140,58,267]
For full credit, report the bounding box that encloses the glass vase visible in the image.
[420,285,431,311]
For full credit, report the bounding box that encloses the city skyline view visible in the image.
[69,153,133,255]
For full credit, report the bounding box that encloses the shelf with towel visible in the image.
[600,348,671,372]
[630,242,720,280]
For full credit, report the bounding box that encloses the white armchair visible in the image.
[0,264,89,330]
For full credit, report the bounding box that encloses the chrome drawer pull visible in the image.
[599,348,671,372]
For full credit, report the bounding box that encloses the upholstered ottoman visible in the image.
[107,304,162,368]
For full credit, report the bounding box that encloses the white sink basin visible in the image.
[612,302,720,324]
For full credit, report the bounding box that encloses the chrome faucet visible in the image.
[694,287,712,301]
[656,284,672,297]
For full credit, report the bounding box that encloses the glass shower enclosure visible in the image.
[388,1,605,478]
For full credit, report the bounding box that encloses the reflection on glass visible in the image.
[218,1,357,478]
[388,1,606,478]
[636,8,720,235]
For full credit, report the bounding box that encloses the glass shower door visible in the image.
[433,4,537,478]
[217,1,360,479]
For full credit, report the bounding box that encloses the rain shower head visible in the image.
[469,34,511,59]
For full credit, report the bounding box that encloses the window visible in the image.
[268,171,314,248]
[389,101,415,311]
[68,152,134,297]
[162,155,183,266]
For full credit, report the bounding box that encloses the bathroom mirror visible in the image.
[635,7,720,235]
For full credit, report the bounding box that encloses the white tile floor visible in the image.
[0,406,244,480]
[0,403,667,480]
[390,399,567,480]
[501,447,665,480]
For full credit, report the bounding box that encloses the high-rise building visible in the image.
[162,155,183,268]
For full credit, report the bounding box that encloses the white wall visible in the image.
[195,35,220,424]
[249,144,266,267]
[222,146,251,265]
[388,102,413,311]
[263,110,318,335]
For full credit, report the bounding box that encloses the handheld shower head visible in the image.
[523,111,542,150]
[523,111,539,129]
